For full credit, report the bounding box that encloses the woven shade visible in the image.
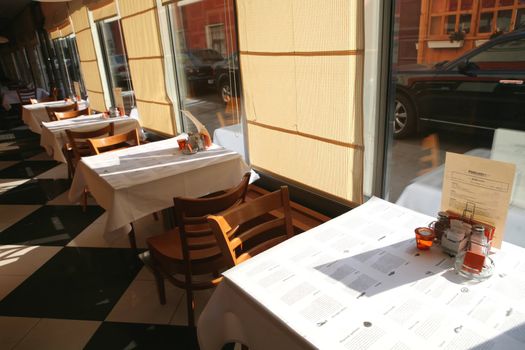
[89,0,118,22]
[119,0,175,135]
[237,0,364,203]
[68,0,107,112]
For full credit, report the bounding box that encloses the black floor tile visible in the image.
[84,322,199,350]
[0,205,104,245]
[0,160,59,178]
[0,178,71,204]
[0,247,142,320]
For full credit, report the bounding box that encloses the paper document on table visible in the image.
[491,128,525,209]
[441,152,515,248]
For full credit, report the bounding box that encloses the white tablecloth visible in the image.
[198,197,525,349]
[1,88,48,111]
[40,114,142,163]
[69,137,251,232]
[213,123,245,160]
[21,100,89,134]
[396,149,525,248]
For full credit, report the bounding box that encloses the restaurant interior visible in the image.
[0,0,524,349]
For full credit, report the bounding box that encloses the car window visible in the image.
[192,49,223,62]
[469,37,525,71]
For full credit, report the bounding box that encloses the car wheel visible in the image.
[219,80,232,104]
[394,94,415,138]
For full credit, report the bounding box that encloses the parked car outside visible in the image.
[179,49,223,89]
[394,29,525,138]
[212,52,241,103]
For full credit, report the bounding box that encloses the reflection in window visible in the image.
[478,12,493,32]
[96,20,134,114]
[53,36,86,99]
[166,0,243,140]
[446,15,456,33]
[470,38,525,69]
[517,8,525,29]
[496,10,512,32]
[481,0,496,8]
[459,14,471,33]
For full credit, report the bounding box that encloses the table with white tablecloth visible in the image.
[213,123,245,159]
[21,99,89,134]
[396,148,525,248]
[198,197,525,350]
[69,137,252,232]
[40,114,142,163]
[1,88,49,111]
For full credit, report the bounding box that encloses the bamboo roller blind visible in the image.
[68,0,107,112]
[237,0,364,204]
[119,0,176,135]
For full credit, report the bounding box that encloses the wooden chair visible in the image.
[53,107,91,121]
[16,88,37,105]
[30,96,56,104]
[207,186,294,267]
[65,123,115,207]
[145,172,251,326]
[46,102,78,121]
[418,133,440,176]
[87,128,140,155]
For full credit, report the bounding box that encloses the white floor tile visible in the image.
[13,318,100,350]
[0,179,30,196]
[106,279,184,325]
[0,160,18,171]
[35,163,68,179]
[0,205,41,232]
[169,289,214,326]
[0,141,19,152]
[67,213,130,248]
[132,213,166,249]
[0,275,28,300]
[0,245,62,276]
[134,266,156,281]
[0,316,39,349]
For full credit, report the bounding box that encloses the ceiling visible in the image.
[0,0,33,31]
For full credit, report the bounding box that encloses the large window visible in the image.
[166,0,243,141]
[388,0,525,214]
[52,36,86,99]
[96,19,133,114]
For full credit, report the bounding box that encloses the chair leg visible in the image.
[82,188,88,212]
[152,212,159,221]
[152,268,166,305]
[186,287,195,327]
[128,223,137,251]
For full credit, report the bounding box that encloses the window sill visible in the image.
[427,40,464,49]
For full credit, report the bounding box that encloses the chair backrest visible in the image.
[207,186,294,267]
[174,172,251,266]
[17,88,37,105]
[46,102,78,121]
[30,96,57,104]
[87,128,140,154]
[66,123,115,164]
[54,107,90,121]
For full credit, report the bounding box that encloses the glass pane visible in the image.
[478,12,494,32]
[481,0,496,7]
[54,37,86,99]
[459,14,471,33]
[97,20,134,113]
[431,0,447,13]
[446,15,456,33]
[499,0,515,6]
[496,10,512,31]
[516,8,525,29]
[430,16,442,35]
[461,0,473,10]
[388,0,525,227]
[168,0,244,145]
[448,0,458,11]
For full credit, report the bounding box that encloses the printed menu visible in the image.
[441,152,516,248]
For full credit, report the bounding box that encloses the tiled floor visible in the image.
[0,125,208,349]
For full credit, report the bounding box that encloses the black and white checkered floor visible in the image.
[0,125,212,349]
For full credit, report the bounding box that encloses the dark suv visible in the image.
[394,30,525,138]
[212,52,241,103]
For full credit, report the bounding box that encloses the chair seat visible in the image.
[147,228,222,262]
